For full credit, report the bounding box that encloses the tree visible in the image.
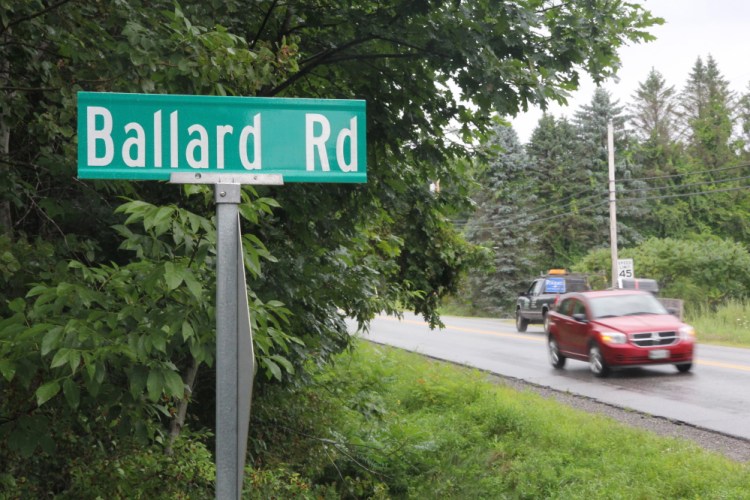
[0,0,663,494]
[465,124,538,314]
[629,68,681,166]
[524,113,587,266]
[680,55,735,169]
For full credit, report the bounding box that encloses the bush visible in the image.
[64,434,215,499]
[575,236,750,309]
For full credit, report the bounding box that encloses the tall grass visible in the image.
[687,299,750,347]
[247,341,750,498]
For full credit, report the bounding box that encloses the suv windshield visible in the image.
[588,293,668,319]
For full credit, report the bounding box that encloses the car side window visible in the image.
[558,298,573,316]
[532,280,545,295]
[572,300,587,319]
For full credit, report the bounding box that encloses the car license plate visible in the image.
[649,349,669,360]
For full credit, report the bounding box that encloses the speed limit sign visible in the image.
[617,259,634,279]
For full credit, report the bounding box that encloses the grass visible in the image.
[687,299,750,347]
[248,341,750,498]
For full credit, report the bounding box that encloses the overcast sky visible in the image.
[510,0,750,143]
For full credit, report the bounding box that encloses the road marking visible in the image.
[695,359,750,372]
[379,316,545,342]
[377,316,750,372]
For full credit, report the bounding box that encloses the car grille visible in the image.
[631,331,678,347]
[612,351,691,363]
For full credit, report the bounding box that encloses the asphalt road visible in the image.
[354,313,750,441]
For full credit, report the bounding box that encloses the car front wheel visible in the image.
[548,336,566,369]
[515,310,529,333]
[589,343,610,377]
[676,363,692,373]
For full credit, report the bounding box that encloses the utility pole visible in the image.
[608,120,618,288]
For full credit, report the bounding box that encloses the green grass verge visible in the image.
[249,340,750,498]
[687,299,750,347]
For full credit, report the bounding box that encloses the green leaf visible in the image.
[147,369,165,402]
[129,365,148,399]
[263,358,282,381]
[163,370,185,398]
[50,348,71,369]
[41,326,64,356]
[63,378,80,409]
[181,321,194,341]
[164,262,184,290]
[183,270,203,300]
[0,359,16,381]
[36,380,61,406]
[270,354,294,374]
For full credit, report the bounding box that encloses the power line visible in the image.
[465,183,750,231]
[619,173,750,194]
[618,162,750,184]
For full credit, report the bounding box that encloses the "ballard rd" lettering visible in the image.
[77,92,367,182]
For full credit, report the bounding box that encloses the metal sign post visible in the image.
[172,174,283,499]
[214,183,246,499]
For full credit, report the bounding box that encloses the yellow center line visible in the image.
[695,359,750,372]
[378,316,750,372]
[379,316,545,342]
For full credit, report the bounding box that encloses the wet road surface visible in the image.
[355,313,750,440]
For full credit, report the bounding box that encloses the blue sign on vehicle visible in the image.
[544,278,566,293]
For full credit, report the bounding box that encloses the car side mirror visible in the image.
[572,313,587,323]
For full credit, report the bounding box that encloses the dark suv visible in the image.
[515,270,589,332]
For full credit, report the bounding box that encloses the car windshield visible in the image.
[588,293,668,319]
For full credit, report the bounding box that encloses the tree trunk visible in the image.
[0,34,12,237]
[165,357,200,455]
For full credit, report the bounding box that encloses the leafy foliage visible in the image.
[575,236,750,308]
[0,0,664,494]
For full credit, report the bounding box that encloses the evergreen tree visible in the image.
[737,82,750,159]
[574,89,644,251]
[629,68,681,169]
[525,113,591,266]
[465,124,537,315]
[680,55,735,169]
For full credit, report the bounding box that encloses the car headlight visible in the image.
[679,325,696,340]
[601,332,627,344]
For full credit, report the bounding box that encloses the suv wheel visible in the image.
[588,343,610,377]
[515,310,529,333]
[542,311,551,333]
[548,336,566,369]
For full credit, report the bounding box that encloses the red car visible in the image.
[546,290,695,377]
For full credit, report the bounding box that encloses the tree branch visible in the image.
[250,0,279,50]
[166,356,200,456]
[1,0,75,35]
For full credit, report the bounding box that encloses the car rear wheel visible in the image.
[588,343,610,377]
[548,336,566,369]
[676,363,692,373]
[515,310,529,333]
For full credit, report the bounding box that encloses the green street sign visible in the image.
[77,92,366,182]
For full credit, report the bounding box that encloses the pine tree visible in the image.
[573,89,643,250]
[630,68,680,165]
[680,55,735,169]
[464,124,538,314]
